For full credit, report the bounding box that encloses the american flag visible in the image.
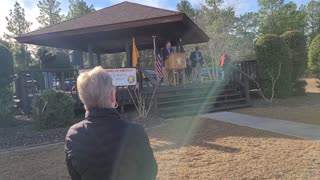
[156,53,163,81]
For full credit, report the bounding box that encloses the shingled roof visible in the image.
[16,1,209,53]
[22,1,181,37]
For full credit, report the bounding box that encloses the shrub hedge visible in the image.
[0,87,15,127]
[0,45,14,86]
[32,90,75,130]
[41,51,72,70]
[281,31,307,81]
[255,34,292,98]
[281,31,307,95]
[308,34,320,77]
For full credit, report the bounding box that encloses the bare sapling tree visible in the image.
[231,63,282,104]
[128,86,157,121]
[256,63,282,103]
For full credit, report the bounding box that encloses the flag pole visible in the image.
[152,35,158,85]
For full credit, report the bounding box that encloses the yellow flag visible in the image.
[132,37,139,67]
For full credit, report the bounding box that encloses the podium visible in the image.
[165,53,186,85]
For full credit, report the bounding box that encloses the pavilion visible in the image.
[15,2,251,117]
[16,1,209,68]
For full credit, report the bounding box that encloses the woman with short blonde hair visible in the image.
[65,66,158,180]
[77,66,117,110]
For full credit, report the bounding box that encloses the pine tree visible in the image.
[258,0,307,35]
[306,0,320,42]
[67,0,95,19]
[205,0,224,9]
[4,2,32,71]
[37,0,63,27]
[5,2,32,38]
[177,0,196,19]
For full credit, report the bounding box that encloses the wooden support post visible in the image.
[244,77,251,104]
[61,72,65,91]
[79,51,84,69]
[182,71,185,85]
[97,54,101,66]
[121,86,125,113]
[88,44,94,68]
[173,69,176,86]
[125,39,132,67]
[19,72,29,113]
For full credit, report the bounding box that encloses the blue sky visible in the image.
[0,0,311,35]
[20,0,311,14]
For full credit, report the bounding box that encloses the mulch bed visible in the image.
[0,110,164,151]
[0,121,68,150]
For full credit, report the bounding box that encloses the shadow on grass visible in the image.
[149,117,298,153]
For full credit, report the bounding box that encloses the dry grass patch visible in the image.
[150,118,320,179]
[1,118,320,180]
[235,78,320,125]
[305,78,320,93]
[234,93,320,126]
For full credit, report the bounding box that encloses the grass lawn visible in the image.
[234,78,320,126]
[1,118,319,180]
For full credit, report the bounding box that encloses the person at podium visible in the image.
[161,41,174,85]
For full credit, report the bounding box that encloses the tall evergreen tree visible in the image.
[197,1,236,72]
[306,0,320,42]
[234,12,259,58]
[67,0,95,19]
[5,2,32,71]
[205,0,224,9]
[258,0,307,35]
[5,2,32,39]
[177,0,196,19]
[235,12,259,38]
[37,0,63,27]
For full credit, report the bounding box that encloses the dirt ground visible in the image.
[234,78,320,126]
[305,78,320,94]
[1,118,319,180]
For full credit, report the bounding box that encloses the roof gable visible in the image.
[24,1,181,36]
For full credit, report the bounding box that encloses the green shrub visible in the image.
[281,31,307,95]
[308,34,320,77]
[255,34,292,98]
[32,90,75,130]
[292,79,307,96]
[0,45,14,86]
[281,31,307,81]
[0,87,15,127]
[41,51,72,69]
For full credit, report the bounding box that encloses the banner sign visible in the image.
[79,68,137,86]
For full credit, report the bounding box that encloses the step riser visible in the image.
[155,90,239,100]
[145,82,250,118]
[157,93,240,102]
[144,85,231,95]
[159,99,248,113]
[160,103,250,118]
[158,94,242,107]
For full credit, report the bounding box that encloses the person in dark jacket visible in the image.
[65,66,158,180]
[161,41,174,85]
[190,46,204,82]
[161,41,174,64]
